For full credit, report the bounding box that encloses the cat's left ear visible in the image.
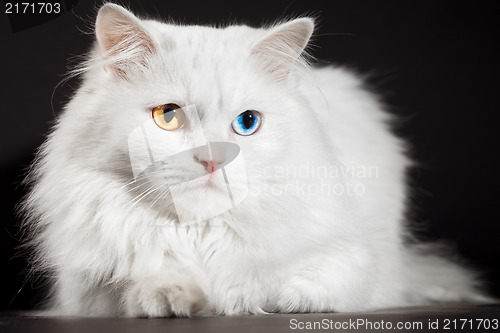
[251,18,314,82]
[95,4,156,76]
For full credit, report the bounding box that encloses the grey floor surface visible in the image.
[1,304,499,332]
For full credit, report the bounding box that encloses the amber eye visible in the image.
[152,103,186,131]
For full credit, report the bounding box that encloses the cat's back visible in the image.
[302,65,407,165]
[301,65,409,229]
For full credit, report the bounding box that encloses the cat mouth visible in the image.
[133,142,247,223]
[157,142,240,183]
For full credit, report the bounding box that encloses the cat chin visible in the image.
[136,175,242,225]
[167,187,240,225]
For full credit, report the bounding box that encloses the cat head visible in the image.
[66,3,315,224]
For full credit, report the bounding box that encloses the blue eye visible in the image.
[231,110,262,136]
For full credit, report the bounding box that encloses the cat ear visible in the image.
[251,18,314,82]
[95,4,156,75]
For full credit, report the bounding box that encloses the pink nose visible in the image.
[194,157,222,173]
[192,142,239,174]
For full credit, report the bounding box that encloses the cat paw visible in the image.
[123,277,210,317]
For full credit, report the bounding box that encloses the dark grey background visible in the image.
[1,0,498,310]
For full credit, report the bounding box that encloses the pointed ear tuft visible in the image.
[251,18,314,82]
[95,4,156,75]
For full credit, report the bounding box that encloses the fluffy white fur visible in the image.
[22,3,491,317]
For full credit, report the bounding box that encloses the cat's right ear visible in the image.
[95,4,156,77]
[251,18,314,82]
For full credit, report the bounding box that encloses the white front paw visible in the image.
[123,277,210,317]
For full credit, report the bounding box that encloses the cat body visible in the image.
[22,3,488,317]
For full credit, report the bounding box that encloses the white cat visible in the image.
[22,3,491,317]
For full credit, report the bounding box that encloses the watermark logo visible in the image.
[127,105,380,225]
[252,161,379,201]
[127,105,248,225]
